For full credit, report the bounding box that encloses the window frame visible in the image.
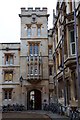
[29,43,39,56]
[37,27,41,37]
[27,27,31,37]
[5,54,14,65]
[4,89,12,100]
[70,30,76,55]
[4,71,13,82]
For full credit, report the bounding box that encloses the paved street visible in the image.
[1,111,69,120]
[2,111,51,120]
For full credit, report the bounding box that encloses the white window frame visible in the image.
[70,30,76,55]
[70,42,76,55]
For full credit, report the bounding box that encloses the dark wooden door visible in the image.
[35,90,41,110]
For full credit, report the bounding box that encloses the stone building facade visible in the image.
[0,1,80,111]
[0,7,54,110]
[52,0,80,108]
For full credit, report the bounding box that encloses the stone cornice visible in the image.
[19,14,49,18]
[20,37,48,40]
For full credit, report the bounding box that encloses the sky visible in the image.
[0,0,57,43]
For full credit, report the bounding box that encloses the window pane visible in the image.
[72,43,75,54]
[34,45,38,55]
[27,28,31,37]
[70,30,75,42]
[9,73,13,81]
[5,73,9,81]
[29,44,39,56]
[10,56,13,64]
[9,91,12,99]
[30,44,33,55]
[5,54,13,65]
[4,91,7,99]
[49,66,52,75]
[6,55,9,64]
[37,27,41,36]
[31,56,33,61]
[35,65,37,75]
[31,66,33,74]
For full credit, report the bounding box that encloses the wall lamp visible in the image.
[19,76,23,87]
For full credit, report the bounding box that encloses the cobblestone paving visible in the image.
[2,111,51,120]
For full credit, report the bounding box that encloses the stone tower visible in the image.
[19,7,49,110]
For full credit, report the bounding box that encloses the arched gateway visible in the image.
[27,89,41,110]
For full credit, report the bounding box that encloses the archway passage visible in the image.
[27,89,41,110]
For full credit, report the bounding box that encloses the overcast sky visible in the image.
[0,0,57,43]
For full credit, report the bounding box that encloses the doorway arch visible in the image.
[27,89,41,110]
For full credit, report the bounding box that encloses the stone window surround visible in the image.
[4,53,14,65]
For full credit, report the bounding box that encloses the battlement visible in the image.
[21,7,47,12]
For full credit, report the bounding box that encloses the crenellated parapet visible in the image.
[19,7,48,17]
[21,7,47,12]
